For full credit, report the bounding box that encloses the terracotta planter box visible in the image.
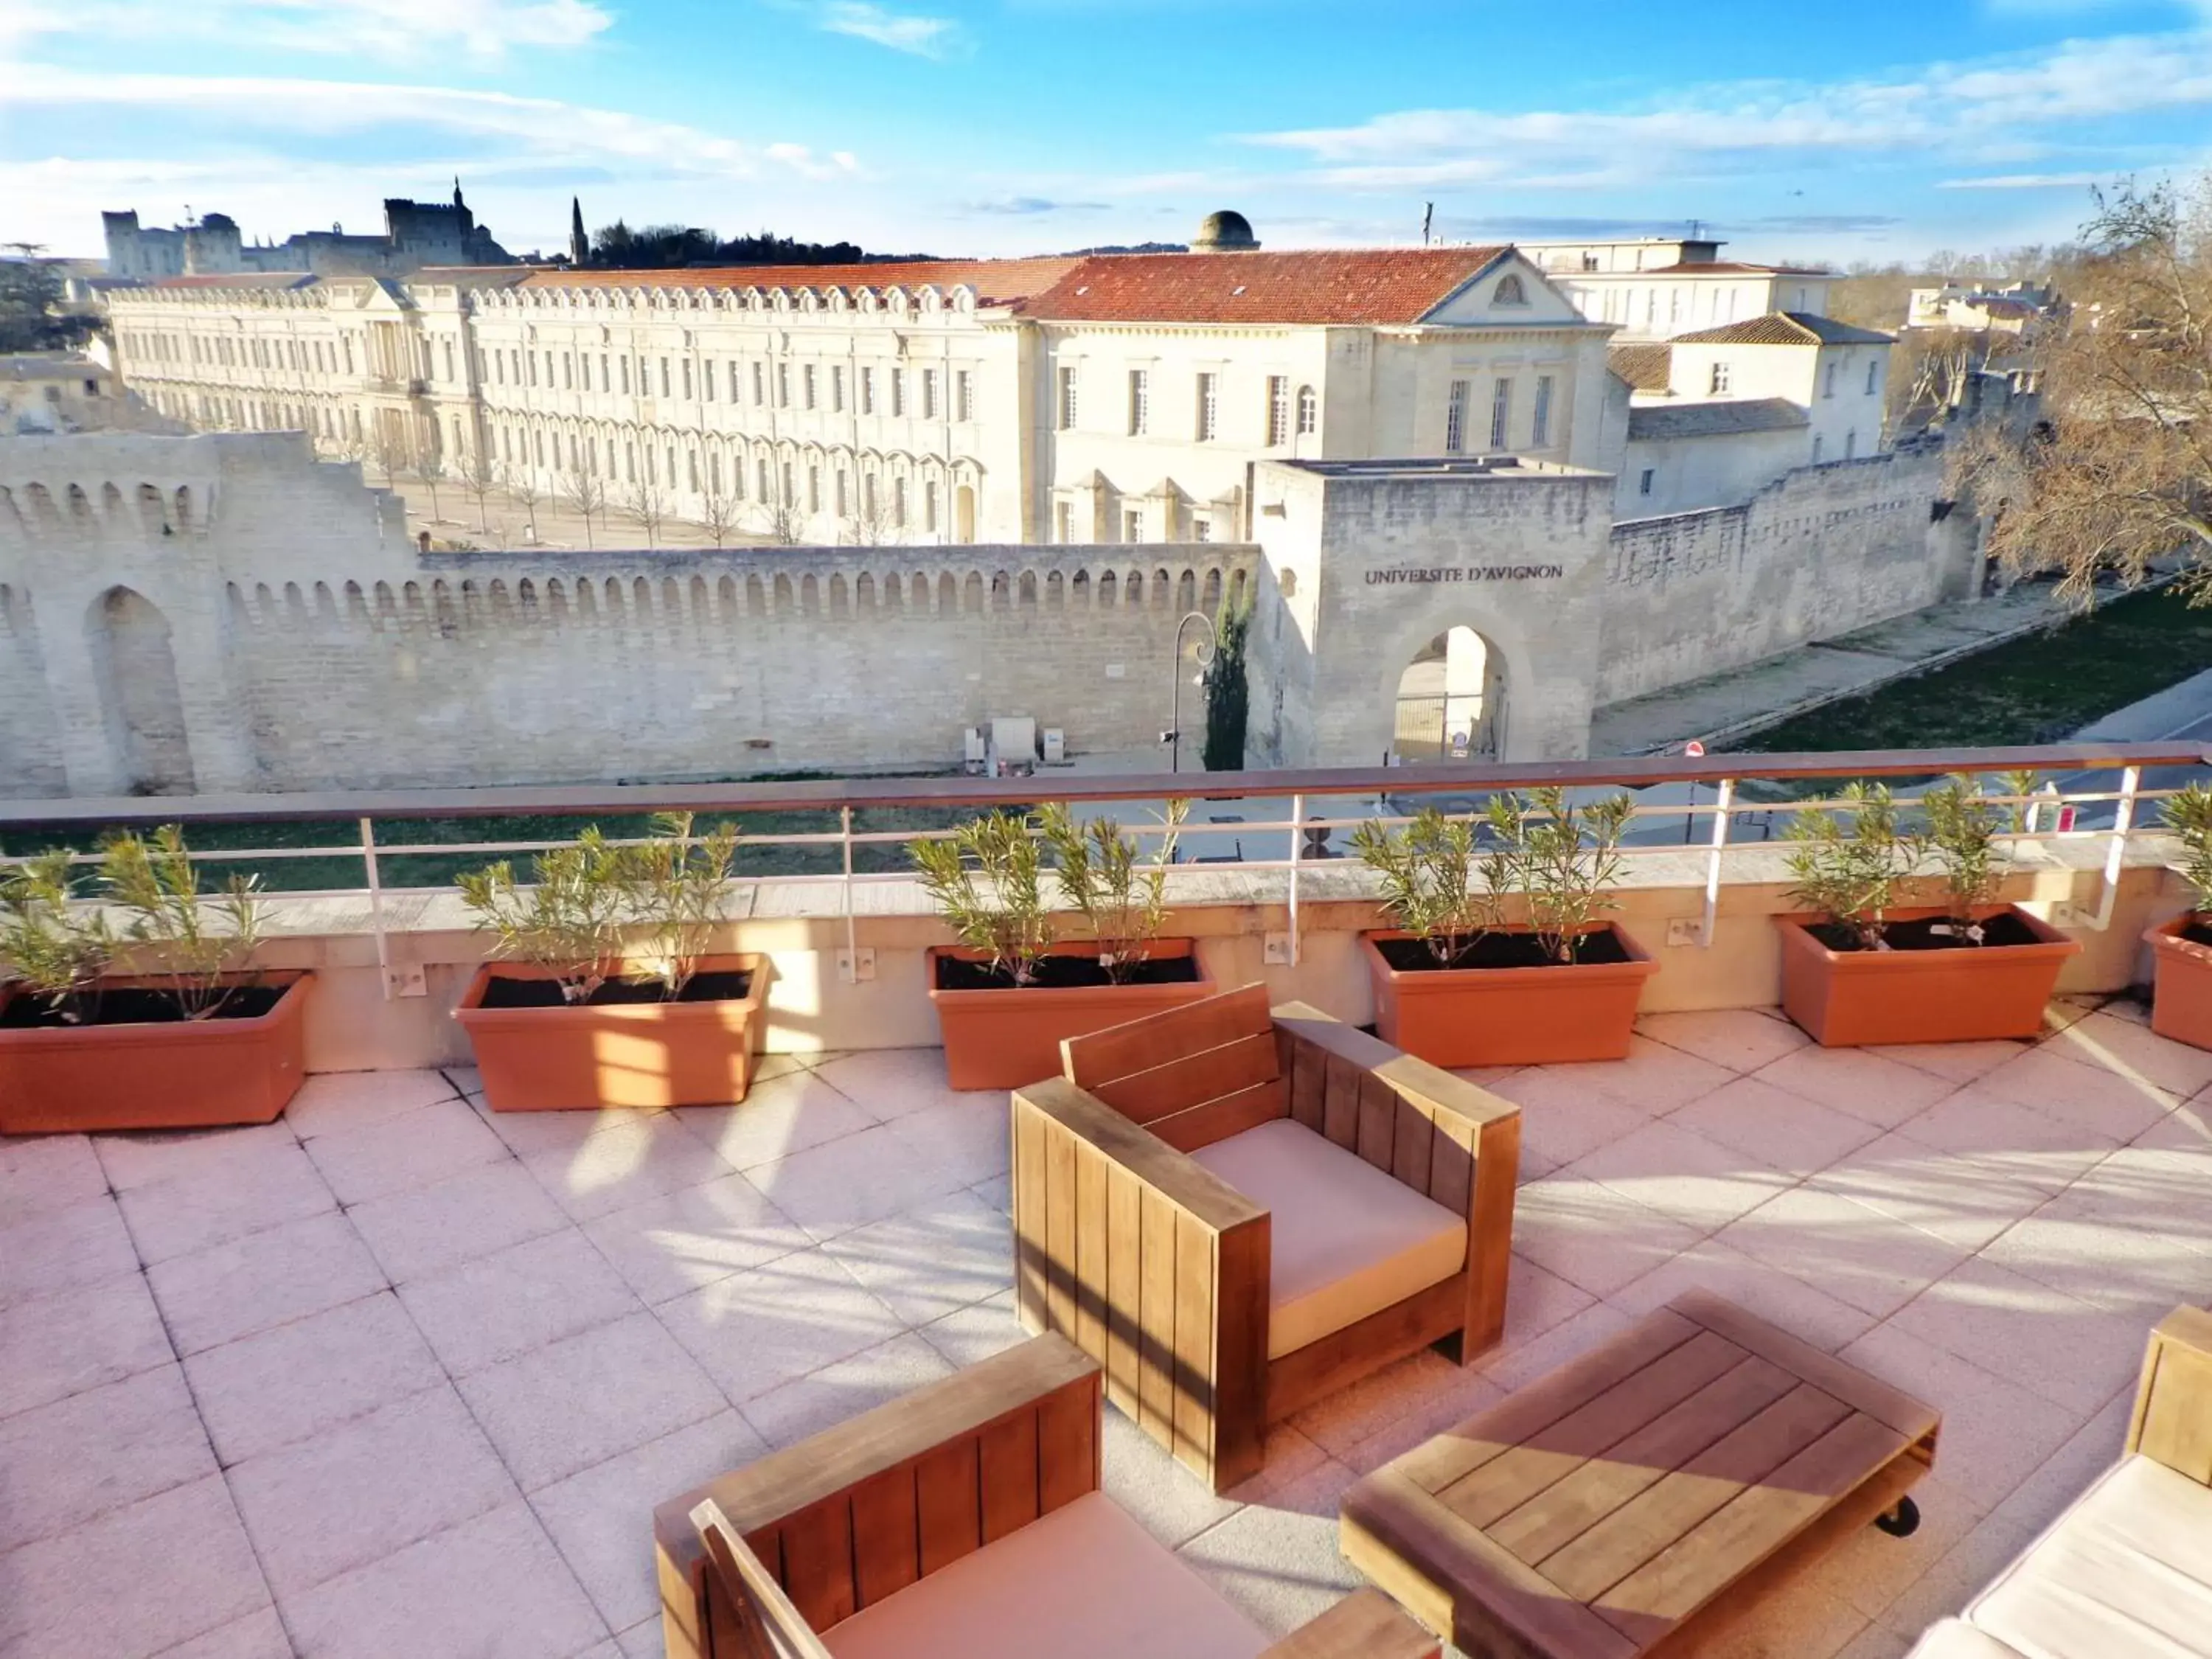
[1360,925,1659,1068]
[454,954,768,1112]
[2145,916,2212,1051]
[0,970,311,1135]
[926,941,1215,1091]
[1777,905,2080,1047]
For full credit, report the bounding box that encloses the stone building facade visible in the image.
[102,237,1629,549]
[100,188,514,283]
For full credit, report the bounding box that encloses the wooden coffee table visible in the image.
[1340,1290,1940,1658]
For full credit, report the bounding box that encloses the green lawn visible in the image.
[1731,583,2212,757]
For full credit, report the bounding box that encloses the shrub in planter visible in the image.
[1777,778,2079,1046]
[2143,781,2212,1048]
[453,814,767,1111]
[1355,789,1656,1067]
[917,804,1213,1089]
[0,826,310,1134]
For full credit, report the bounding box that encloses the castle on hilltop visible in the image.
[101,184,515,282]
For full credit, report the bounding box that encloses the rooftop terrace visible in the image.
[2,748,2209,1658]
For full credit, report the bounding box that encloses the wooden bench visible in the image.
[1011,984,1521,1492]
[655,1333,1440,1659]
[1340,1290,1941,1658]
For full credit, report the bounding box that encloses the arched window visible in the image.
[1493,274,1528,306]
[1295,384,1317,437]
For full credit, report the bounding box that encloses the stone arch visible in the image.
[1388,622,1515,765]
[964,572,984,614]
[86,586,195,794]
[1099,570,1117,608]
[1202,568,1222,611]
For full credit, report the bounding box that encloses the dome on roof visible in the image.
[1192,210,1259,252]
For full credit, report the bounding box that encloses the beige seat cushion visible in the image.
[824,1490,1270,1659]
[1190,1117,1467,1360]
[1964,1455,2212,1659]
[1905,1619,2026,1658]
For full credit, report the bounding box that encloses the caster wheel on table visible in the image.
[1874,1497,1921,1538]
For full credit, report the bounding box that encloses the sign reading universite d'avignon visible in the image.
[1363,564,1564,585]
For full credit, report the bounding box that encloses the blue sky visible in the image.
[7,0,2212,265]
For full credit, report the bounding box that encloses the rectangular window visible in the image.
[1197,372,1218,441]
[701,360,713,401]
[562,354,573,390]
[1709,361,1731,395]
[1489,377,1512,450]
[956,369,973,421]
[861,367,876,414]
[751,361,765,406]
[832,365,845,412]
[1823,361,1838,399]
[619,355,630,394]
[808,464,820,512]
[1865,359,1879,395]
[835,471,848,515]
[546,352,555,386]
[1055,500,1074,543]
[1057,366,1077,431]
[759,458,770,499]
[1638,467,1655,495]
[1266,375,1290,446]
[728,361,742,403]
[894,477,908,526]
[891,368,905,417]
[1444,379,1470,454]
[925,480,939,532]
[601,352,610,391]
[923,368,939,419]
[1124,509,1142,542]
[1532,375,1554,448]
[777,363,790,408]
[526,352,537,387]
[804,364,817,410]
[1128,369,1149,436]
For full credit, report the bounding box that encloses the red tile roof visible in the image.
[1023,247,1511,325]
[1674,312,1893,347]
[520,257,1083,309]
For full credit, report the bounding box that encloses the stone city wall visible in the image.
[1593,443,1978,707]
[0,433,1258,795]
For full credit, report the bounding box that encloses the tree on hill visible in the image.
[586,220,873,271]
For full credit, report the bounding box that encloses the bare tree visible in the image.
[697,470,742,549]
[846,468,900,546]
[501,462,543,545]
[624,473,669,546]
[459,443,497,533]
[412,451,446,523]
[561,467,608,549]
[1954,174,2212,604]
[367,422,409,498]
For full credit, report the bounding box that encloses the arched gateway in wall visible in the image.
[1392,625,1506,762]
[87,585,195,794]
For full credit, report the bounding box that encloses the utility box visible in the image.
[1042,728,1066,765]
[992,717,1038,763]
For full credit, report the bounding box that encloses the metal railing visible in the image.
[4,741,2206,997]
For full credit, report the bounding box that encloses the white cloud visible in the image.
[1935,171,2112,189]
[0,0,612,60]
[1239,32,2212,191]
[0,68,856,181]
[817,1,961,56]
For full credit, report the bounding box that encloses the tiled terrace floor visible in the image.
[3,995,2210,1659]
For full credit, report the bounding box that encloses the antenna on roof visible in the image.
[1689,219,1703,240]
[1422,202,1433,246]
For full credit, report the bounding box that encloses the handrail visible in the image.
[4,740,2206,828]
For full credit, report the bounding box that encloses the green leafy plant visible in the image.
[1484,787,1635,964]
[1785,782,1925,950]
[1921,775,2008,942]
[1351,807,1507,966]
[459,827,627,1004]
[0,849,116,1023]
[1040,800,1189,982]
[2162,782,2212,913]
[613,813,740,996]
[98,825,268,1020]
[912,811,1053,985]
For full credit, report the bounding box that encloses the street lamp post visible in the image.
[1165,610,1219,773]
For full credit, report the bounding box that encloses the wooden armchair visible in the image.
[654,1334,1438,1659]
[1011,984,1522,1493]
